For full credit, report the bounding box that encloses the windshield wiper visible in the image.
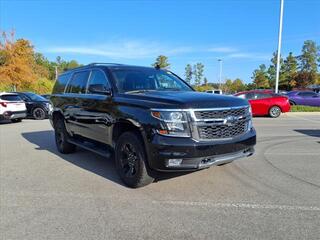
[159,88,181,91]
[125,89,155,94]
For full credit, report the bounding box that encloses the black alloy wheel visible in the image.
[115,132,154,188]
[33,107,46,120]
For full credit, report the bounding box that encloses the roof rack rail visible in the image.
[87,63,124,66]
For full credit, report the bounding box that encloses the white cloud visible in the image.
[226,53,269,60]
[44,40,194,59]
[207,47,237,53]
[44,40,267,62]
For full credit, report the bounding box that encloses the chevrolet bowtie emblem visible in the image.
[224,116,238,126]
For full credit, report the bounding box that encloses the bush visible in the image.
[291,105,320,112]
[0,78,54,94]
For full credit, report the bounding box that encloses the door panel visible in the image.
[77,69,114,145]
[64,71,90,136]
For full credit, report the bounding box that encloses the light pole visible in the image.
[218,59,222,89]
[275,0,284,93]
[55,66,58,80]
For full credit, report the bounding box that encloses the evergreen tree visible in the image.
[282,52,298,90]
[267,52,285,89]
[203,77,208,85]
[296,40,319,87]
[252,64,270,89]
[184,64,193,84]
[194,63,204,86]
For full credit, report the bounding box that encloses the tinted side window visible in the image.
[245,93,255,99]
[66,71,90,94]
[255,93,272,99]
[53,73,72,94]
[0,95,22,101]
[19,94,30,101]
[87,70,110,93]
[298,92,316,97]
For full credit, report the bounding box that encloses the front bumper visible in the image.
[0,111,27,120]
[145,128,256,171]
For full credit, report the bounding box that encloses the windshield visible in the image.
[111,68,193,93]
[24,92,47,101]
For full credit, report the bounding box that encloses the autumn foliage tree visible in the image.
[0,30,81,93]
[0,31,39,90]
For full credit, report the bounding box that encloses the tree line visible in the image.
[0,31,82,93]
[252,40,320,90]
[1,30,319,94]
[152,55,248,93]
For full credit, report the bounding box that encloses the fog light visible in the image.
[167,159,183,167]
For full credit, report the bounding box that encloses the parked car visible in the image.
[0,92,27,122]
[286,91,320,107]
[50,63,256,188]
[13,92,52,120]
[206,89,223,94]
[235,90,290,118]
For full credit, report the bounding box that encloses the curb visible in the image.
[284,112,320,115]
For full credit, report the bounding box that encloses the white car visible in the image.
[0,92,27,122]
[206,89,223,94]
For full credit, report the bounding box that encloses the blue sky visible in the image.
[1,0,319,83]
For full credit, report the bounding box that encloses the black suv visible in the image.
[50,63,256,188]
[14,92,52,120]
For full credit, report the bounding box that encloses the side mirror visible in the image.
[88,85,112,96]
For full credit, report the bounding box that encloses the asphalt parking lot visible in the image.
[1,113,320,240]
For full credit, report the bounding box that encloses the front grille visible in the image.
[198,118,248,139]
[194,107,249,120]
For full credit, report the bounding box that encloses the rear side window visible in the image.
[66,71,90,94]
[53,73,72,94]
[87,70,110,93]
[0,95,22,101]
[255,93,272,99]
[298,92,317,97]
[245,93,255,99]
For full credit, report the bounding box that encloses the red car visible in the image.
[234,90,290,118]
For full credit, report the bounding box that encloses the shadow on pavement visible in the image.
[294,129,320,138]
[21,130,192,187]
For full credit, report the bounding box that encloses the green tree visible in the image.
[194,63,204,86]
[252,64,270,89]
[203,77,208,85]
[184,64,193,84]
[267,52,285,89]
[231,78,246,93]
[152,55,170,69]
[282,52,298,90]
[245,83,256,90]
[222,79,233,93]
[296,40,319,87]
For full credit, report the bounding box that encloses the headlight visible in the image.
[151,111,191,137]
[248,105,252,116]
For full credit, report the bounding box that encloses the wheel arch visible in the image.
[51,110,64,127]
[112,119,144,145]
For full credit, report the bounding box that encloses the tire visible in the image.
[11,118,22,123]
[54,118,76,154]
[289,101,296,106]
[33,107,46,120]
[269,106,281,118]
[115,132,154,188]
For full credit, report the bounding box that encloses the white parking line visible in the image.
[153,200,320,212]
[288,114,320,124]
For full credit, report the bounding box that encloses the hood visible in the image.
[115,91,249,109]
